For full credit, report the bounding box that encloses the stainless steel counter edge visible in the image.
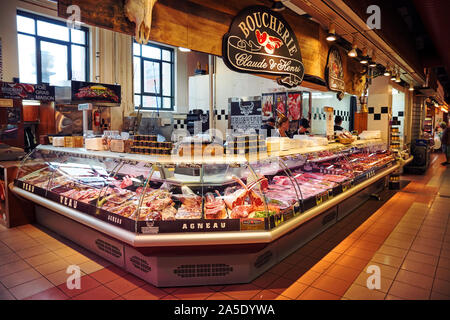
[9,162,400,247]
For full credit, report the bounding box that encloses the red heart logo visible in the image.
[255,29,268,45]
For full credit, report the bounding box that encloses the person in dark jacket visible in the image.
[441,122,450,165]
[261,117,276,137]
[334,115,344,132]
[298,118,310,135]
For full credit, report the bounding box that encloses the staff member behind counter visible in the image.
[273,116,292,138]
[334,116,344,132]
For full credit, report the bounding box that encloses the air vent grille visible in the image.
[174,264,232,278]
[254,251,273,268]
[130,256,151,273]
[95,239,121,258]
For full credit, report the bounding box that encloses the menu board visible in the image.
[71,80,121,104]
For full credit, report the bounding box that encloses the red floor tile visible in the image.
[89,265,127,284]
[122,284,167,300]
[172,286,216,300]
[297,287,341,300]
[251,289,280,300]
[219,284,260,300]
[311,274,352,296]
[57,275,101,298]
[25,287,68,300]
[104,274,146,296]
[72,285,118,300]
[324,264,361,283]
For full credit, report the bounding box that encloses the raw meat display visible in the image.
[204,192,228,219]
[15,140,396,232]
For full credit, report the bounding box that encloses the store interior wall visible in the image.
[367,76,392,142]
[392,88,405,144]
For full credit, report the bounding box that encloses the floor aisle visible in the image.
[0,154,449,300]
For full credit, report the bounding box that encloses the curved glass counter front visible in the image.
[14,141,395,234]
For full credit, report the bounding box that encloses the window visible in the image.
[16,11,89,84]
[133,41,174,111]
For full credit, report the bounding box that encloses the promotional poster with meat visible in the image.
[275,92,287,118]
[261,93,274,120]
[287,92,302,121]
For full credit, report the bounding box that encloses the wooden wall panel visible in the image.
[58,0,364,93]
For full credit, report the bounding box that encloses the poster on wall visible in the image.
[325,46,345,100]
[275,92,287,118]
[229,96,262,131]
[287,92,302,121]
[261,93,274,120]
[222,6,305,88]
[0,82,55,101]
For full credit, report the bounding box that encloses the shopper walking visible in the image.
[441,123,450,165]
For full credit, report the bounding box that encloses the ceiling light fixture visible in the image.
[348,38,357,57]
[360,48,368,64]
[390,69,397,81]
[368,51,377,67]
[178,47,191,52]
[326,22,337,42]
[395,69,401,82]
[409,84,414,91]
[384,63,391,76]
[271,0,286,12]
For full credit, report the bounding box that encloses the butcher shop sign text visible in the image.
[223,6,305,88]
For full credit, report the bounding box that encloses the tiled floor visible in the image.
[0,154,449,300]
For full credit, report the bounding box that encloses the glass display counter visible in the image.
[10,139,401,287]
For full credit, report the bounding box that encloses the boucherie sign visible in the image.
[223,6,304,88]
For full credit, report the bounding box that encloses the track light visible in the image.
[395,69,401,82]
[409,84,414,91]
[360,48,368,64]
[368,51,377,67]
[348,38,357,57]
[271,0,285,12]
[384,63,391,76]
[326,23,337,42]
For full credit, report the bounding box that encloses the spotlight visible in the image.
[409,85,414,91]
[384,67,391,77]
[348,38,357,57]
[272,0,285,11]
[179,47,191,52]
[326,23,336,42]
[360,48,368,64]
[368,51,377,67]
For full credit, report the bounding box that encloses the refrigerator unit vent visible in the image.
[95,239,121,258]
[173,264,233,278]
[130,256,151,273]
[254,250,273,268]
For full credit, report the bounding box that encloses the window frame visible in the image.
[133,41,175,111]
[16,10,90,84]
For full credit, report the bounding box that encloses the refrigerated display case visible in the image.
[11,139,402,287]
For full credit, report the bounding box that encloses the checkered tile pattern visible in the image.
[173,119,188,130]
[368,105,390,121]
[312,109,350,121]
